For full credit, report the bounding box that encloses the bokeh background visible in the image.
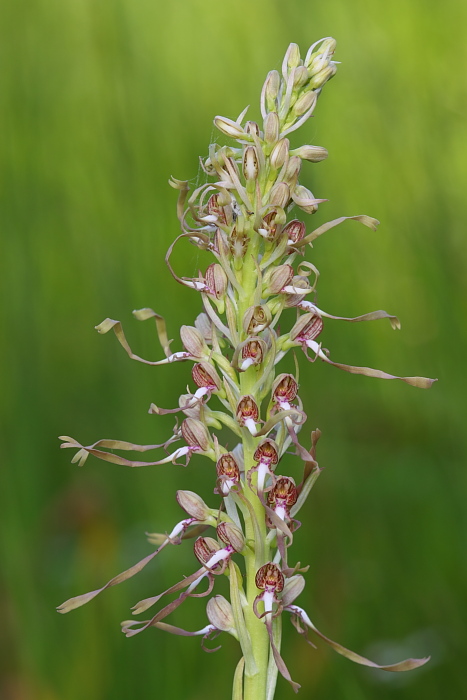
[2,0,467,698]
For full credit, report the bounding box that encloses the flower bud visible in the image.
[283,219,305,246]
[192,362,221,391]
[254,438,279,467]
[293,90,318,117]
[206,595,236,632]
[305,38,337,71]
[180,325,208,358]
[217,522,245,552]
[283,157,301,188]
[205,263,228,299]
[283,43,301,74]
[263,265,294,294]
[269,182,290,209]
[255,562,284,592]
[194,537,222,566]
[293,65,309,88]
[243,305,272,334]
[291,145,328,162]
[281,574,305,607]
[176,490,211,521]
[214,115,246,139]
[292,184,320,214]
[272,373,298,404]
[308,63,337,90]
[268,477,298,509]
[236,396,259,425]
[290,313,324,343]
[263,70,280,112]
[245,120,261,137]
[269,138,289,170]
[243,146,259,182]
[194,313,212,344]
[181,418,211,452]
[263,112,280,144]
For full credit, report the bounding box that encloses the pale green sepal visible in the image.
[232,657,245,700]
[229,562,258,677]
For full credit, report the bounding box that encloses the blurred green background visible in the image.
[1,0,466,698]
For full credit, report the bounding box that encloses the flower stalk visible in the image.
[58,39,435,699]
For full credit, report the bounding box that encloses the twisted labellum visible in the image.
[58,38,435,699]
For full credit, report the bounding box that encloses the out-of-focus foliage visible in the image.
[1,0,466,698]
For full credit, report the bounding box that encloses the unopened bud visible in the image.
[293,65,309,88]
[290,312,324,342]
[181,418,211,452]
[263,70,280,112]
[176,490,211,521]
[243,305,272,334]
[217,522,245,552]
[180,325,208,358]
[245,120,261,137]
[292,184,320,214]
[192,362,221,391]
[281,575,306,606]
[293,90,318,117]
[214,115,246,140]
[305,38,337,71]
[263,112,280,144]
[255,562,284,592]
[206,595,236,632]
[194,537,222,566]
[308,63,337,90]
[291,145,328,162]
[269,138,289,170]
[179,393,201,419]
[243,146,259,181]
[283,156,301,187]
[254,438,279,467]
[269,182,290,209]
[205,263,228,299]
[283,43,301,75]
[263,265,294,294]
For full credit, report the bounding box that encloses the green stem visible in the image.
[238,246,271,700]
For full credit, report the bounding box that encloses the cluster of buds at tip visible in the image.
[59,36,435,697]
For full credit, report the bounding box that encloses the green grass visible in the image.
[1,0,466,697]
